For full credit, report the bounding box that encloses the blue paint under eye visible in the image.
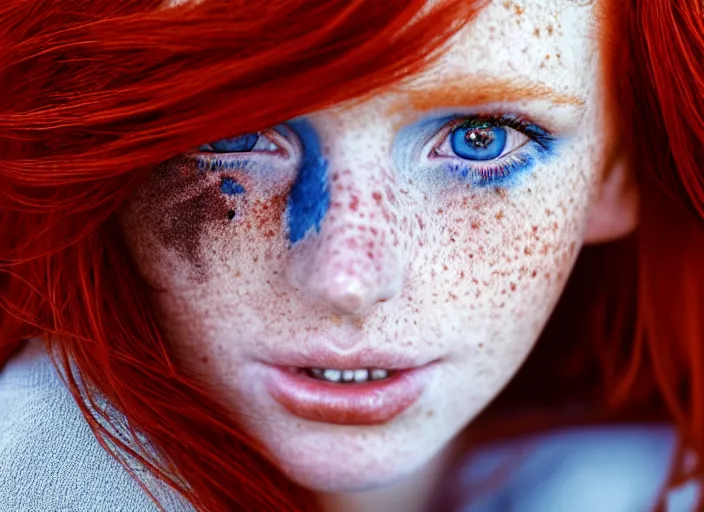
[451,125,507,161]
[285,118,329,245]
[209,133,259,152]
[446,153,536,188]
[220,177,246,196]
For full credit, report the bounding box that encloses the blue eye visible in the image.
[204,133,260,153]
[434,115,555,187]
[193,128,285,172]
[450,124,507,161]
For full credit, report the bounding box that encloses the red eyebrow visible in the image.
[385,76,586,119]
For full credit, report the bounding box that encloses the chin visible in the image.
[253,416,449,493]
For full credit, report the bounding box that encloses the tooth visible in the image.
[309,368,324,378]
[342,369,355,382]
[323,369,342,382]
[370,369,388,380]
[353,369,369,382]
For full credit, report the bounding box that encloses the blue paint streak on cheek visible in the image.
[220,177,246,195]
[285,118,330,245]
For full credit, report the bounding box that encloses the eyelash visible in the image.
[431,114,555,187]
[189,115,555,187]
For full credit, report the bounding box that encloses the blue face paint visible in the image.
[285,118,329,245]
[220,177,246,196]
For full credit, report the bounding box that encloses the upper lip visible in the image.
[258,347,439,370]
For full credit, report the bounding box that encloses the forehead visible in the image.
[321,0,601,128]
[438,0,599,91]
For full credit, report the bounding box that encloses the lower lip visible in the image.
[264,365,431,426]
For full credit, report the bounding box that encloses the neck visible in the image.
[316,440,458,512]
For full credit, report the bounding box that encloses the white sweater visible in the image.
[0,339,698,512]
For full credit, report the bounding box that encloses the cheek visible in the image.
[408,156,593,341]
[119,158,293,288]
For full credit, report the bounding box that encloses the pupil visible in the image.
[466,129,495,149]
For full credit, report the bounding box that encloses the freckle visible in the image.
[460,270,465,279]
[495,210,505,221]
[545,54,551,60]
[437,208,444,214]
[524,246,533,255]
[426,410,435,417]
[235,270,242,277]
[372,191,383,205]
[495,188,508,199]
[514,5,523,15]
[510,282,517,291]
[471,222,480,230]
[443,264,448,271]
[545,208,553,216]
[448,292,458,301]
[533,27,540,37]
[531,270,537,278]
[349,195,360,211]
[547,24,554,35]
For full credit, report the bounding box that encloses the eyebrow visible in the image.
[385,76,586,118]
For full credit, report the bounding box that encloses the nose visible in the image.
[286,165,404,317]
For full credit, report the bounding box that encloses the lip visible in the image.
[264,363,434,426]
[257,347,436,370]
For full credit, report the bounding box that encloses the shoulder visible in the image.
[0,339,187,512]
[456,425,700,512]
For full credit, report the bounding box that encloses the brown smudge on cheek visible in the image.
[133,158,291,280]
[142,159,234,270]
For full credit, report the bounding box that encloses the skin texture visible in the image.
[120,0,634,509]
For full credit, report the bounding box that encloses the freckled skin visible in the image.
[120,0,610,495]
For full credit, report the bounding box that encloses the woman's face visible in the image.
[120,0,615,493]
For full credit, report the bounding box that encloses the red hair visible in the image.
[0,0,702,511]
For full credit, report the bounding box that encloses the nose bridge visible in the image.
[286,117,405,317]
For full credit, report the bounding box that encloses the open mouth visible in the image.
[296,367,396,383]
[264,363,431,426]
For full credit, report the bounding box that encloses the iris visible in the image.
[209,133,260,152]
[450,125,507,161]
